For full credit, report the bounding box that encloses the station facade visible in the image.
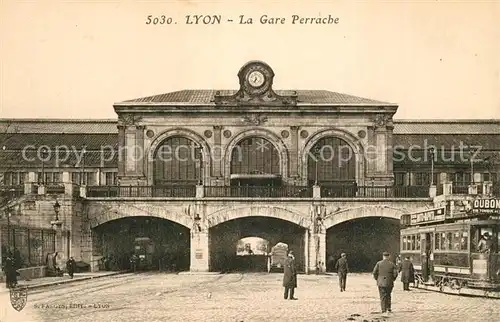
[1,61,499,274]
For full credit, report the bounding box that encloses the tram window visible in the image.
[435,233,441,250]
[460,231,468,251]
[446,232,453,250]
[402,236,407,250]
[411,236,416,250]
[452,231,462,250]
[416,235,421,250]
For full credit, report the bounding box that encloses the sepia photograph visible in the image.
[1,0,499,321]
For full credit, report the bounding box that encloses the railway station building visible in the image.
[1,60,499,275]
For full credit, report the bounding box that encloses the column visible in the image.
[117,125,126,177]
[213,126,222,177]
[290,126,299,177]
[190,232,210,272]
[304,229,309,274]
[62,171,75,197]
[135,125,145,177]
[308,230,326,274]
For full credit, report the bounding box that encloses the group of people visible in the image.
[282,250,415,314]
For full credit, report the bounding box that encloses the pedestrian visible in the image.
[282,250,297,300]
[335,253,349,292]
[3,254,17,288]
[399,256,415,291]
[372,251,398,314]
[66,256,76,279]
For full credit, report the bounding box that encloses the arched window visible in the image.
[153,136,201,185]
[307,137,356,185]
[231,137,280,175]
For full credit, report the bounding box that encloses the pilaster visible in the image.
[308,231,326,274]
[290,126,299,177]
[213,126,222,177]
[190,232,210,272]
[117,125,126,177]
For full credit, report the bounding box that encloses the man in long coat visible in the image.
[372,252,398,313]
[3,254,17,288]
[335,253,349,292]
[399,256,415,291]
[282,250,297,300]
[66,256,76,279]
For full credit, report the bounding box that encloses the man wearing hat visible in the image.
[334,253,349,292]
[372,252,398,313]
[477,231,493,253]
[282,250,298,300]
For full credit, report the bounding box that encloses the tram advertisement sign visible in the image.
[410,207,445,225]
[469,198,500,214]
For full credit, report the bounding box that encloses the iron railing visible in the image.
[86,185,197,198]
[452,185,469,195]
[321,185,429,198]
[46,184,65,194]
[1,225,56,268]
[204,186,313,198]
[0,185,24,199]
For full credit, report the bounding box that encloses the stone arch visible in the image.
[207,206,309,229]
[223,128,289,182]
[147,128,211,185]
[300,128,366,185]
[323,205,404,229]
[88,202,192,229]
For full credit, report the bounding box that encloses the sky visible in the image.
[1,0,499,120]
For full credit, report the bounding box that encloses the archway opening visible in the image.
[326,217,400,272]
[235,236,270,272]
[230,137,281,187]
[308,137,356,194]
[153,136,202,185]
[209,216,305,273]
[92,216,190,272]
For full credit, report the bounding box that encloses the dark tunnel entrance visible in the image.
[93,216,190,272]
[326,217,400,272]
[209,216,305,273]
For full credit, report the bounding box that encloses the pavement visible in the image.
[1,272,499,322]
[0,271,125,292]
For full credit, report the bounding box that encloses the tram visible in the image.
[400,197,500,298]
[133,237,155,270]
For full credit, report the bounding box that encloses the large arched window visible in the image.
[153,136,201,185]
[307,137,356,185]
[230,137,280,176]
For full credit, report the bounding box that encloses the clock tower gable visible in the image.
[213,60,298,108]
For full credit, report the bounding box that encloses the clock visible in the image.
[247,70,265,88]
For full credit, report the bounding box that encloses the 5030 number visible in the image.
[146,15,174,25]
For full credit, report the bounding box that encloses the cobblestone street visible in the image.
[4,273,499,322]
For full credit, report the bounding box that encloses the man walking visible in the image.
[283,250,297,300]
[372,252,398,313]
[399,256,415,291]
[335,253,349,292]
[66,256,76,279]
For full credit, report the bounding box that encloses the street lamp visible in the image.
[193,213,201,232]
[53,200,61,222]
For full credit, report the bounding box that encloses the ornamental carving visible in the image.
[241,114,268,126]
[212,61,298,108]
[118,113,143,126]
[373,114,392,129]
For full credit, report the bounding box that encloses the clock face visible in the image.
[247,71,265,88]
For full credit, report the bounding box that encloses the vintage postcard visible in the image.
[1,0,499,321]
